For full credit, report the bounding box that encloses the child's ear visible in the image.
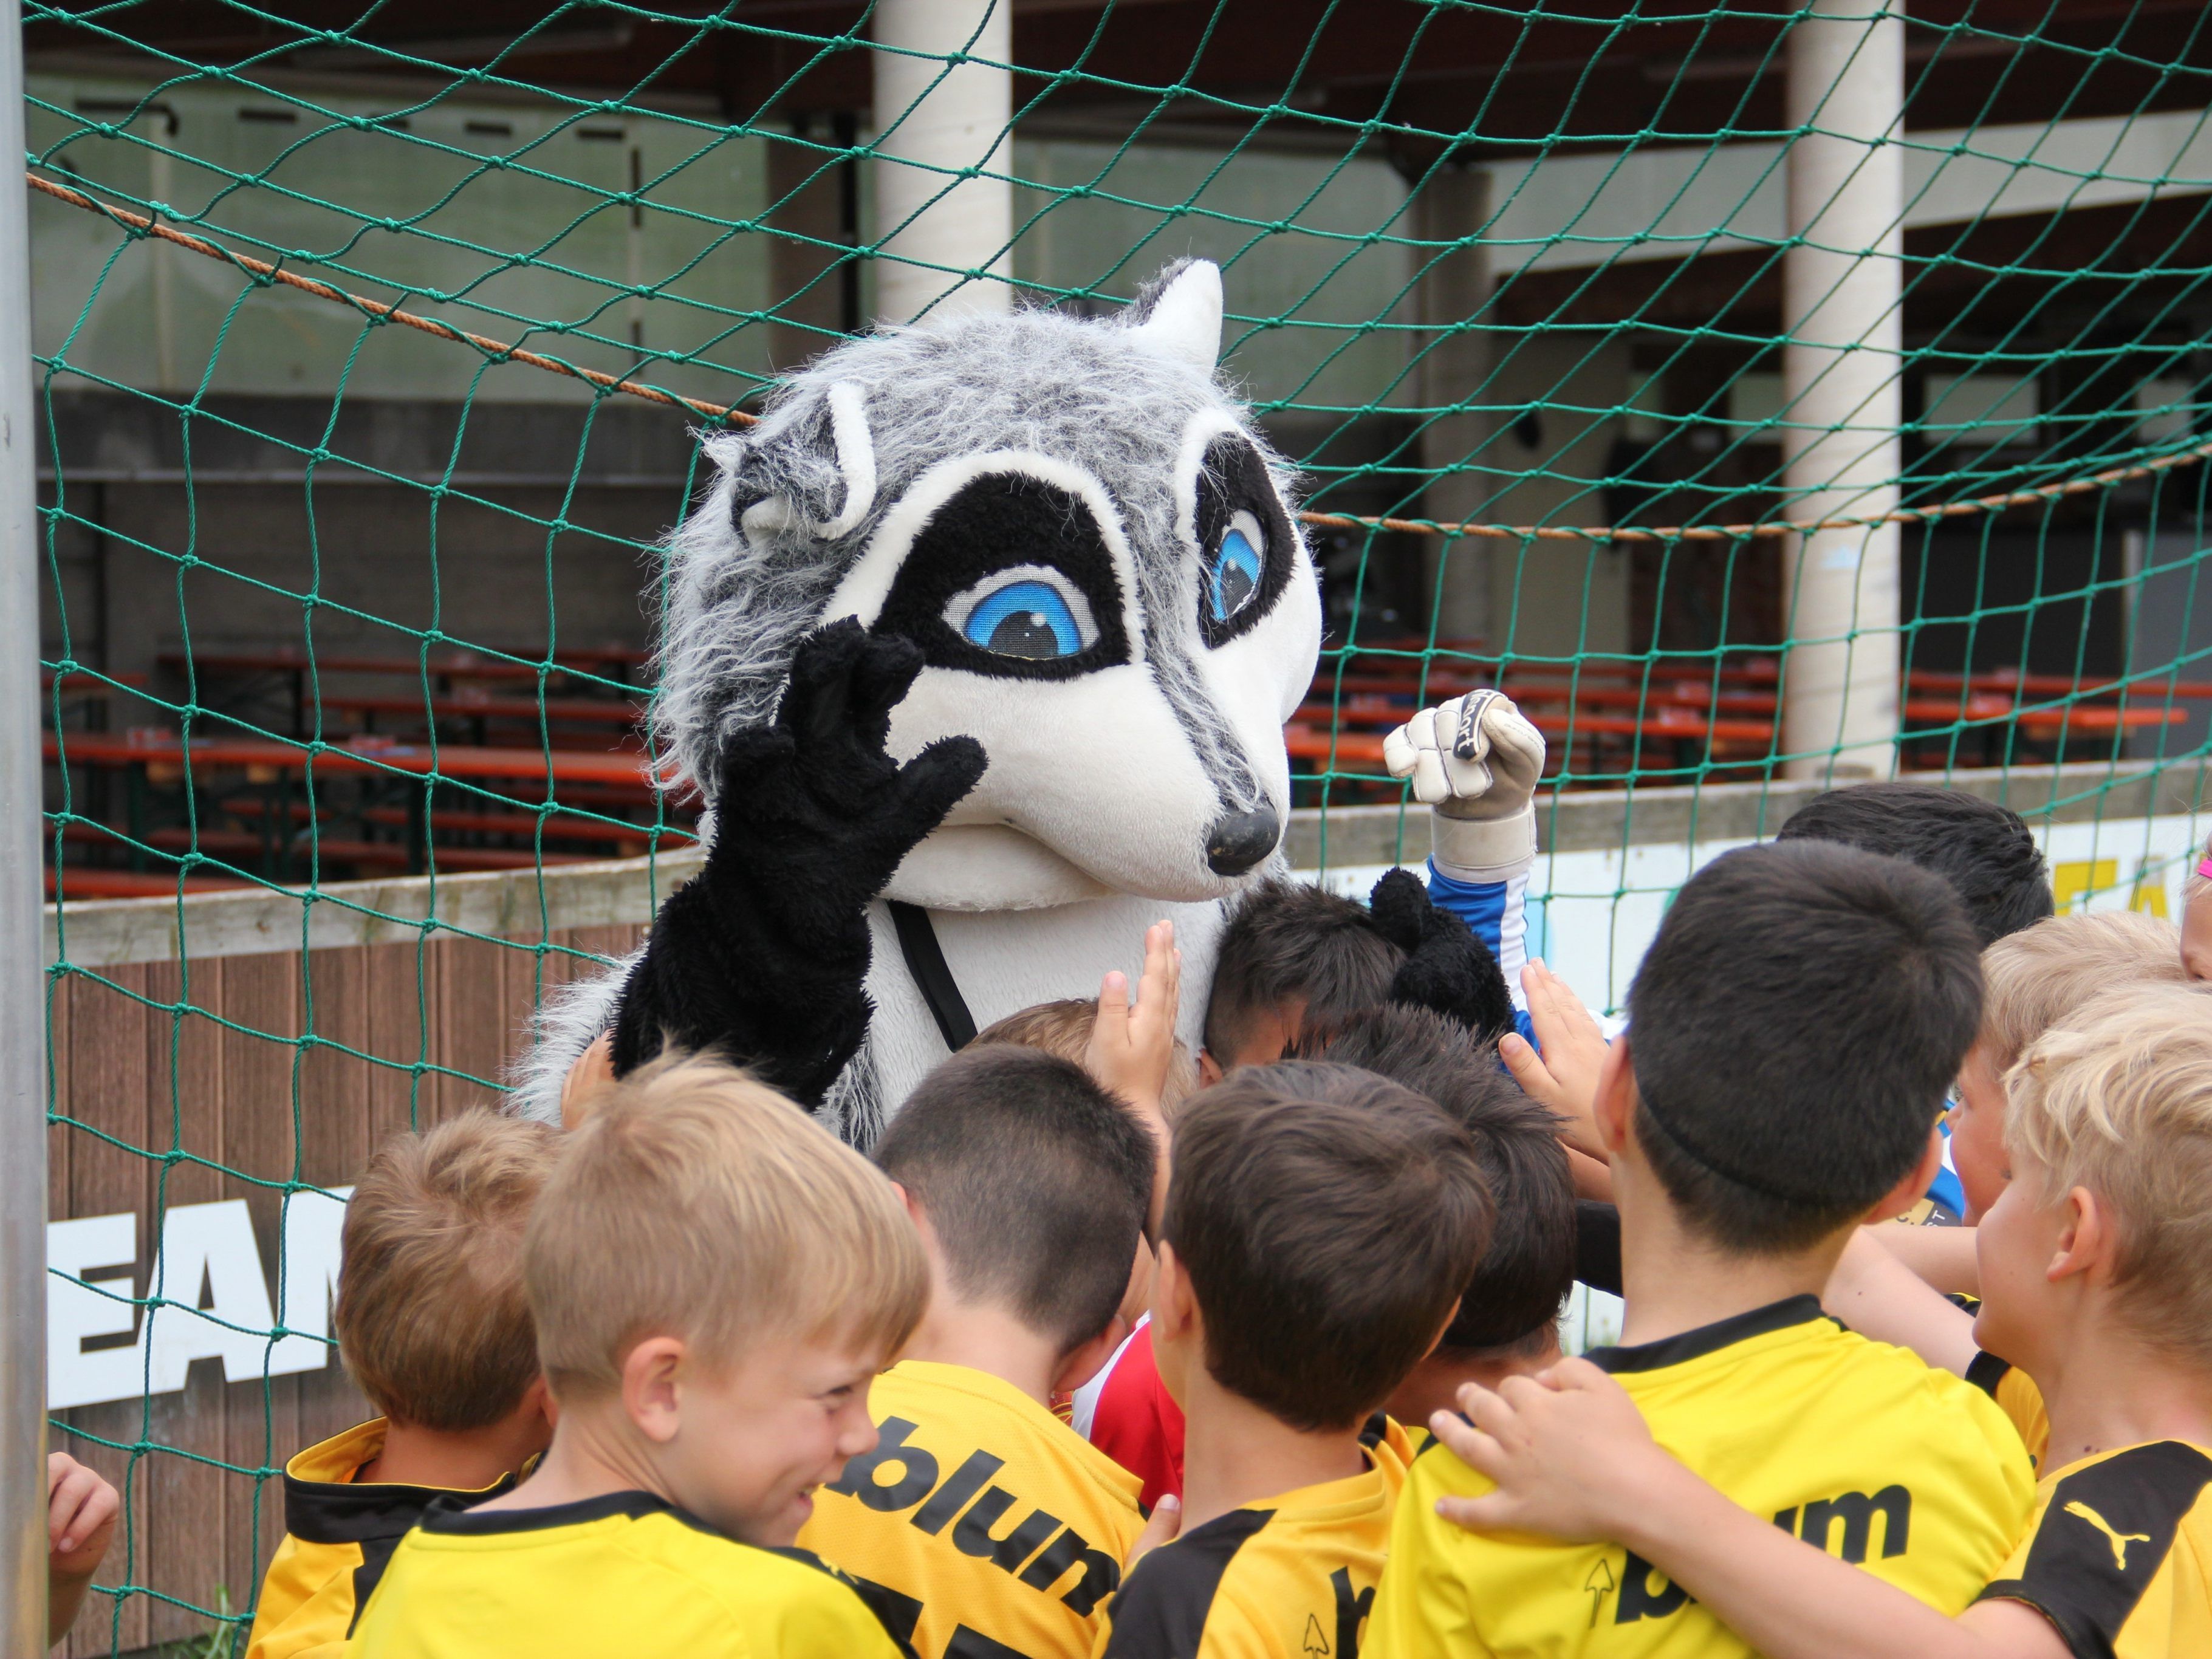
[1592,1035,1636,1154]
[1863,1126,1947,1225]
[1151,1242,1196,1338]
[522,1375,557,1428]
[1422,1300,1462,1363]
[621,1337,688,1444]
[1196,1048,1224,1087]
[2048,1185,2116,1285]
[1053,1316,1132,1398]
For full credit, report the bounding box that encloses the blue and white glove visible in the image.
[1382,689,1546,883]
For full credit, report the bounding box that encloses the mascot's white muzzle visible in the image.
[877,653,1292,910]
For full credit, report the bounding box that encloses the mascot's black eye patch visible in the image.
[1194,434,1295,649]
[872,473,1132,680]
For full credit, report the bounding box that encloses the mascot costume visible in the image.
[515,259,1546,1141]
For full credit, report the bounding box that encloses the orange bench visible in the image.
[47,867,250,897]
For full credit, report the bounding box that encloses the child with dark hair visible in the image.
[1776,781,2052,948]
[1423,983,2212,1659]
[1366,840,2035,1658]
[1296,1004,1578,1424]
[1199,879,1403,1076]
[800,1044,1164,1659]
[1775,781,2053,1221]
[1080,1004,1575,1510]
[1092,1061,1491,1659]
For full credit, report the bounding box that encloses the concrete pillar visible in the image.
[871,0,1013,324]
[1414,163,1495,649]
[1779,0,1905,780]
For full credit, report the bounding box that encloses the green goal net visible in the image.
[19,2,2212,1650]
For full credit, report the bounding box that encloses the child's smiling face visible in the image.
[657,1333,891,1548]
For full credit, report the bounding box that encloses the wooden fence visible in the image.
[48,922,642,1655]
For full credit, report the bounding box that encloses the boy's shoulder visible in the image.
[1603,1297,2028,1465]
[801,1360,1142,1657]
[1097,1508,1279,1659]
[355,1492,910,1658]
[1094,1417,1410,1659]
[1965,1352,2053,1468]
[247,1418,518,1659]
[1978,1439,2212,1659]
[1412,1299,2025,1498]
[1377,1301,2035,1658]
[841,1360,1144,1517]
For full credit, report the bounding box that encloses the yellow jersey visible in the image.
[1367,1295,2034,1658]
[1090,1415,1414,1659]
[244,1418,519,1659]
[1966,1351,2053,1470]
[1979,1440,2212,1659]
[800,1360,1146,1659]
[346,1489,911,1658]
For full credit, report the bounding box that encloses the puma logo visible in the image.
[2064,1500,2151,1570]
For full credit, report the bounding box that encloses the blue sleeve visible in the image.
[1423,860,1536,1048]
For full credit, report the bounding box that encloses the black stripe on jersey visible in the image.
[285,1469,478,1546]
[419,1489,684,1534]
[843,1570,925,1655]
[946,1626,1034,1659]
[1977,1441,2212,1658]
[763,1549,925,1659]
[1965,1349,2013,1401]
[1584,1295,1829,1375]
[345,1534,404,1640]
[1100,1508,1274,1659]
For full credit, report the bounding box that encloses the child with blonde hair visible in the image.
[1425,980,2212,1659]
[349,1056,929,1658]
[1948,909,2187,1222]
[247,1109,559,1659]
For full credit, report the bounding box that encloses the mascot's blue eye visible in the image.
[946,569,1101,661]
[1208,515,1266,623]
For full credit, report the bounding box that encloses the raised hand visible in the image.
[1083,920,1182,1116]
[1084,920,1182,1237]
[1499,960,1611,1161]
[1383,690,1546,880]
[716,618,990,916]
[612,620,988,1107]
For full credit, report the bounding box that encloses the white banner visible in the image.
[1306,809,2202,1014]
[49,1188,350,1411]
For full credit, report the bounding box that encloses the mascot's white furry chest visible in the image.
[838,891,1227,1143]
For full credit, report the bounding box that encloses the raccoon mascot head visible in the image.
[515,259,1347,1133]
[657,258,1321,906]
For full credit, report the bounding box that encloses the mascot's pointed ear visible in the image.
[1125,258,1222,376]
[720,380,878,547]
[811,381,878,538]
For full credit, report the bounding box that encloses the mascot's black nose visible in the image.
[1205,807,1281,877]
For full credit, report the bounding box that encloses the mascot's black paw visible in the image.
[1368,867,1517,1045]
[611,618,988,1106]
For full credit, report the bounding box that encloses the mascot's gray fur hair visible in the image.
[516,258,1327,1141]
